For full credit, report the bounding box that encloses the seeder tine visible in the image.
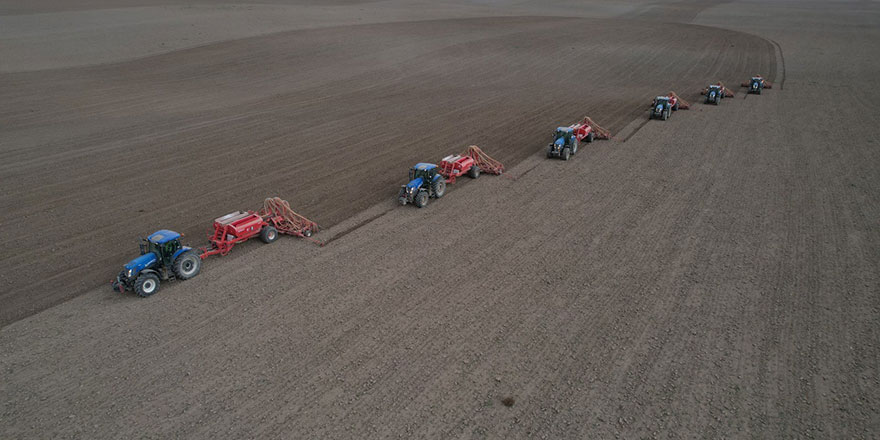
[464,145,505,175]
[582,116,612,140]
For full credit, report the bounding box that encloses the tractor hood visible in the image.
[554,137,565,146]
[124,252,157,275]
[406,177,425,190]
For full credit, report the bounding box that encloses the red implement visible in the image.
[200,197,321,258]
[572,116,612,140]
[465,145,504,175]
[259,197,320,241]
[438,154,478,183]
[667,91,691,109]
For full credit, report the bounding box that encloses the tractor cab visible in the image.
[409,163,438,183]
[144,230,183,267]
[750,77,764,91]
[554,127,573,146]
[708,85,723,93]
[654,96,671,107]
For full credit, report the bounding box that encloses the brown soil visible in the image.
[2,0,878,438]
[0,15,774,325]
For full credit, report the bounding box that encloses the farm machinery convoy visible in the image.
[112,197,318,297]
[111,78,771,296]
[546,117,611,160]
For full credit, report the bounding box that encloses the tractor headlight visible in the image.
[126,268,135,278]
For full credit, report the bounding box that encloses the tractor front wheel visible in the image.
[562,147,571,161]
[432,179,446,198]
[134,273,160,297]
[173,251,202,280]
[547,145,555,158]
[260,225,279,244]
[415,191,429,208]
[468,165,480,179]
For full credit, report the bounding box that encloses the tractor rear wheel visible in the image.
[415,191,429,208]
[571,139,579,155]
[468,165,480,179]
[260,225,279,243]
[134,273,160,297]
[662,109,669,121]
[562,147,571,161]
[173,251,201,280]
[432,179,446,198]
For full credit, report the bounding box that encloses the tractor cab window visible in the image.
[411,168,431,181]
[163,240,180,259]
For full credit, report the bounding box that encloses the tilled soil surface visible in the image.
[2,0,879,438]
[0,15,774,325]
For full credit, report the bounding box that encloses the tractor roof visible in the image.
[413,163,437,171]
[148,229,181,244]
[556,127,573,132]
[656,96,670,100]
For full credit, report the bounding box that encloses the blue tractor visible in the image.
[705,84,724,105]
[546,127,580,160]
[650,96,677,120]
[398,163,447,208]
[749,77,765,94]
[111,229,202,297]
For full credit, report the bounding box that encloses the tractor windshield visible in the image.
[411,168,431,181]
[146,239,179,262]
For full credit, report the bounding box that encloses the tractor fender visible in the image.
[137,268,161,279]
[172,246,193,261]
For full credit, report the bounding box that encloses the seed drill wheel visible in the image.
[260,225,279,243]
[468,165,480,179]
[135,273,160,297]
